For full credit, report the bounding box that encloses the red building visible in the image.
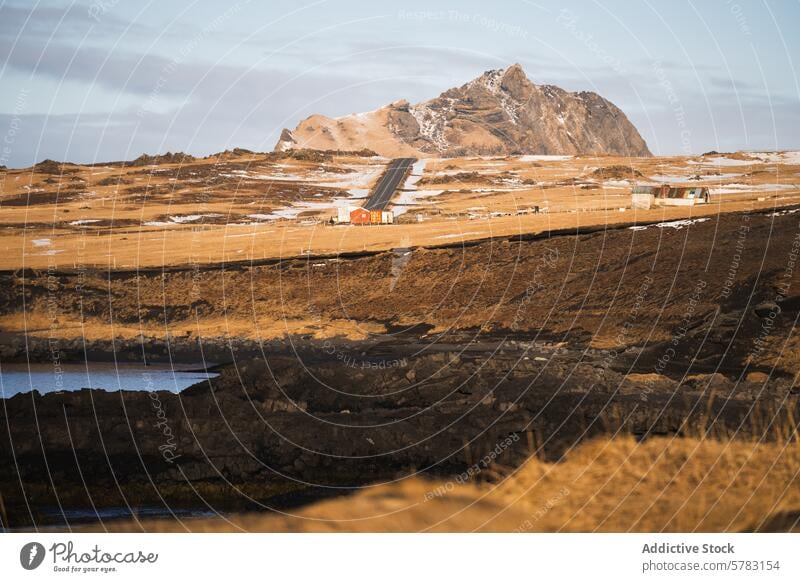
[350,207,371,224]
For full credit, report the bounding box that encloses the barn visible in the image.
[350,207,371,224]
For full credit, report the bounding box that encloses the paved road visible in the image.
[364,157,417,211]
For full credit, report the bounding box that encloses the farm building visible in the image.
[660,185,709,205]
[632,184,709,207]
[337,207,351,223]
[350,207,371,224]
[345,206,394,225]
[366,210,395,224]
[631,185,655,209]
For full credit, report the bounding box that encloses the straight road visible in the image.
[364,157,417,210]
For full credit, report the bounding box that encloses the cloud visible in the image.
[0,2,149,42]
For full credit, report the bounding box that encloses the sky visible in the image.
[1,0,799,167]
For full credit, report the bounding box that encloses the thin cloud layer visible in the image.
[0,0,798,166]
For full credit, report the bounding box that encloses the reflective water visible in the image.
[0,362,217,398]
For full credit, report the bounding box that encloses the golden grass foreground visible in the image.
[84,425,800,533]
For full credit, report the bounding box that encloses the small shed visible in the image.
[381,210,394,224]
[350,207,371,224]
[631,186,655,209]
[337,207,351,223]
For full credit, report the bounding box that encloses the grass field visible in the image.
[2,150,799,270]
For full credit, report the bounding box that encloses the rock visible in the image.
[275,64,650,158]
[754,302,780,318]
[745,371,769,383]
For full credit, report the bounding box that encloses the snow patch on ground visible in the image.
[709,183,795,195]
[393,189,444,212]
[246,188,372,222]
[629,218,711,231]
[648,171,745,184]
[316,165,385,189]
[403,159,427,190]
[650,174,697,183]
[688,157,753,167]
[746,151,800,165]
[69,219,101,225]
[768,207,800,217]
[32,239,52,247]
[143,214,222,226]
[169,214,222,223]
[518,155,573,162]
[470,187,531,193]
[221,163,385,191]
[435,231,483,239]
[392,160,446,215]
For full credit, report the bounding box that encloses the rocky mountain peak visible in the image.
[275,64,651,157]
[462,63,528,96]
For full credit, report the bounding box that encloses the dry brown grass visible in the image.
[87,429,800,532]
[3,152,799,271]
[490,434,800,532]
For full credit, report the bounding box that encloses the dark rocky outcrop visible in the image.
[128,152,196,166]
[2,339,791,529]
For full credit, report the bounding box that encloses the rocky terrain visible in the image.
[1,205,798,529]
[275,64,652,158]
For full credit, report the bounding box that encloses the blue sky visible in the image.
[1,0,798,166]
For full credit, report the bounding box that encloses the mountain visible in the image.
[275,64,651,157]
